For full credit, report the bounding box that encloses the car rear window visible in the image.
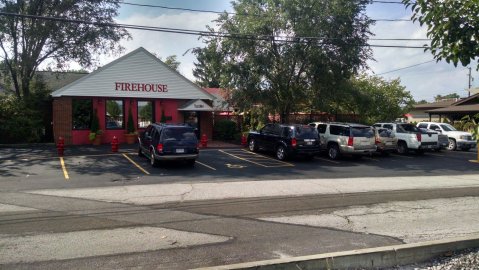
[377,128,391,137]
[351,127,374,137]
[330,125,350,136]
[397,124,419,133]
[293,125,318,139]
[162,127,197,141]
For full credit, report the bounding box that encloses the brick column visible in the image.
[53,97,73,145]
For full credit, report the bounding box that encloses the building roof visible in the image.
[427,104,479,113]
[36,71,88,91]
[51,47,214,100]
[203,87,233,111]
[413,99,458,109]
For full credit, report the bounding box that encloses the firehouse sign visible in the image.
[115,82,168,92]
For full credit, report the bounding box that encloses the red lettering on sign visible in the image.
[114,82,168,93]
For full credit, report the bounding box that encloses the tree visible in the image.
[163,55,180,71]
[192,42,222,88]
[403,0,479,68]
[0,0,130,99]
[339,75,414,124]
[415,99,428,105]
[434,93,460,101]
[197,0,373,123]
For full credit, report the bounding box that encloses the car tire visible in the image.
[397,141,408,154]
[187,159,196,167]
[248,139,258,152]
[150,151,159,167]
[327,144,340,160]
[276,145,287,161]
[447,138,457,151]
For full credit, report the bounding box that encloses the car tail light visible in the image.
[291,137,297,148]
[416,133,421,142]
[375,136,381,144]
[157,143,164,153]
[348,136,354,146]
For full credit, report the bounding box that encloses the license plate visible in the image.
[361,141,370,146]
[386,142,392,145]
[176,149,185,153]
[306,141,313,145]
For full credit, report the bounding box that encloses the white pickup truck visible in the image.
[417,122,477,151]
[373,122,439,154]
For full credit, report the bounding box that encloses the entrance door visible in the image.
[184,111,201,138]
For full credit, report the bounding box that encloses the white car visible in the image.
[417,122,476,151]
[373,122,439,154]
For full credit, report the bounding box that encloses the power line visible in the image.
[0,12,429,49]
[115,1,412,22]
[376,60,436,75]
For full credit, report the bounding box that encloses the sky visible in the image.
[97,0,479,102]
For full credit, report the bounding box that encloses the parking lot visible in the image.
[1,145,478,192]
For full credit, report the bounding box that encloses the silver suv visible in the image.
[309,122,376,160]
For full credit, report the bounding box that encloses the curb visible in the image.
[193,235,479,270]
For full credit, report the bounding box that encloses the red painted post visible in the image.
[201,134,208,148]
[57,136,65,156]
[111,136,119,152]
[241,134,247,146]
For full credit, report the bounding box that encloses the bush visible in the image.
[0,95,43,144]
[213,120,237,140]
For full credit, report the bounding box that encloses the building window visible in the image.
[72,99,92,130]
[138,101,153,128]
[106,100,124,129]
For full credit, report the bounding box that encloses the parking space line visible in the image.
[219,150,268,167]
[122,154,150,175]
[239,149,294,166]
[428,153,445,157]
[59,157,69,180]
[314,157,340,164]
[196,161,217,171]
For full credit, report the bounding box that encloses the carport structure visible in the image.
[426,93,479,122]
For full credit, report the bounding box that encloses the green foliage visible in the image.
[192,43,223,88]
[160,110,167,123]
[214,120,238,140]
[0,0,130,99]
[0,94,43,143]
[434,93,460,101]
[126,107,135,134]
[163,55,181,71]
[459,113,479,141]
[106,100,121,119]
[337,75,414,125]
[403,0,479,69]
[197,0,373,123]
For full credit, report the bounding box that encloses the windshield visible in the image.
[440,124,457,131]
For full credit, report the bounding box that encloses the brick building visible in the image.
[51,47,215,145]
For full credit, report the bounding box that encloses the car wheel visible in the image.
[150,151,159,167]
[397,141,408,154]
[447,138,457,151]
[276,145,287,160]
[248,139,258,152]
[327,144,340,160]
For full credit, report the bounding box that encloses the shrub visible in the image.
[0,95,42,144]
[213,120,237,140]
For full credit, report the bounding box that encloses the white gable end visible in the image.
[51,47,213,100]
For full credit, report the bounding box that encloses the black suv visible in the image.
[247,123,321,160]
[138,123,199,167]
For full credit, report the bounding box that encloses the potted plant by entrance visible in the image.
[89,109,103,145]
[125,107,137,144]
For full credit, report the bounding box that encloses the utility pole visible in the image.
[468,67,472,97]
